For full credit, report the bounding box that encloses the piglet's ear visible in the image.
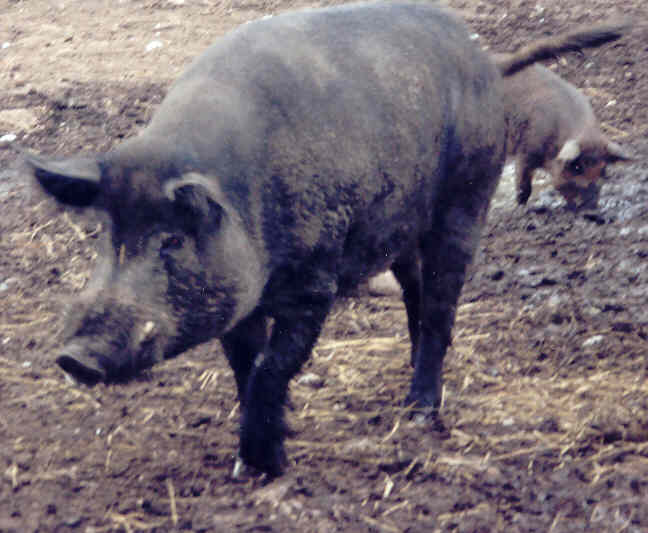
[165,177,224,234]
[557,139,581,162]
[24,152,102,207]
[606,141,633,164]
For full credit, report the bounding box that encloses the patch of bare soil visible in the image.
[1,1,647,531]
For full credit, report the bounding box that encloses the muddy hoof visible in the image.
[56,346,108,386]
[404,389,441,417]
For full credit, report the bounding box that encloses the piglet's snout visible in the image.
[563,182,600,211]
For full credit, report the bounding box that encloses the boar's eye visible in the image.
[160,234,184,255]
[567,159,584,175]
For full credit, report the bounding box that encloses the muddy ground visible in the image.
[1,0,647,531]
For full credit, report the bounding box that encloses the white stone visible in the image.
[297,372,324,388]
[582,335,604,348]
[145,40,163,52]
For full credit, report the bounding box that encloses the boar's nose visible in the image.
[56,343,112,386]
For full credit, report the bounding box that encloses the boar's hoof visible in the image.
[239,438,287,479]
[56,345,110,386]
[404,389,441,417]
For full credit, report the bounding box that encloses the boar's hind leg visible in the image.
[239,282,335,477]
[406,204,483,413]
[221,308,268,404]
[391,255,422,367]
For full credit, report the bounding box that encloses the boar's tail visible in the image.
[496,21,629,77]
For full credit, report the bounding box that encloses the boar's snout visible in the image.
[57,344,111,386]
[57,294,172,386]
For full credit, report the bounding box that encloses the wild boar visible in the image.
[503,64,631,209]
[25,2,626,476]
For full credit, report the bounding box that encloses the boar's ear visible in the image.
[24,152,102,207]
[165,177,224,234]
[606,141,633,164]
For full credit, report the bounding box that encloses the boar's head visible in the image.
[551,137,632,210]
[25,140,265,385]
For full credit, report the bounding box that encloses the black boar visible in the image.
[25,2,625,476]
[503,64,631,209]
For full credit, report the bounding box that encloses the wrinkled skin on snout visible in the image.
[504,65,632,210]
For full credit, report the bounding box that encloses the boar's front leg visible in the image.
[239,276,335,477]
[220,309,268,404]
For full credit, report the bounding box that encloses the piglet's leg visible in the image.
[239,277,335,477]
[515,155,540,205]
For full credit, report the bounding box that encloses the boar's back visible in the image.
[137,2,504,292]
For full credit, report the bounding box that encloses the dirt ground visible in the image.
[1,0,647,531]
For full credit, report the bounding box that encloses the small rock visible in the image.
[582,335,604,348]
[619,227,632,237]
[584,305,602,318]
[547,293,563,309]
[145,40,163,52]
[297,372,324,388]
[0,133,17,144]
[63,516,82,528]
